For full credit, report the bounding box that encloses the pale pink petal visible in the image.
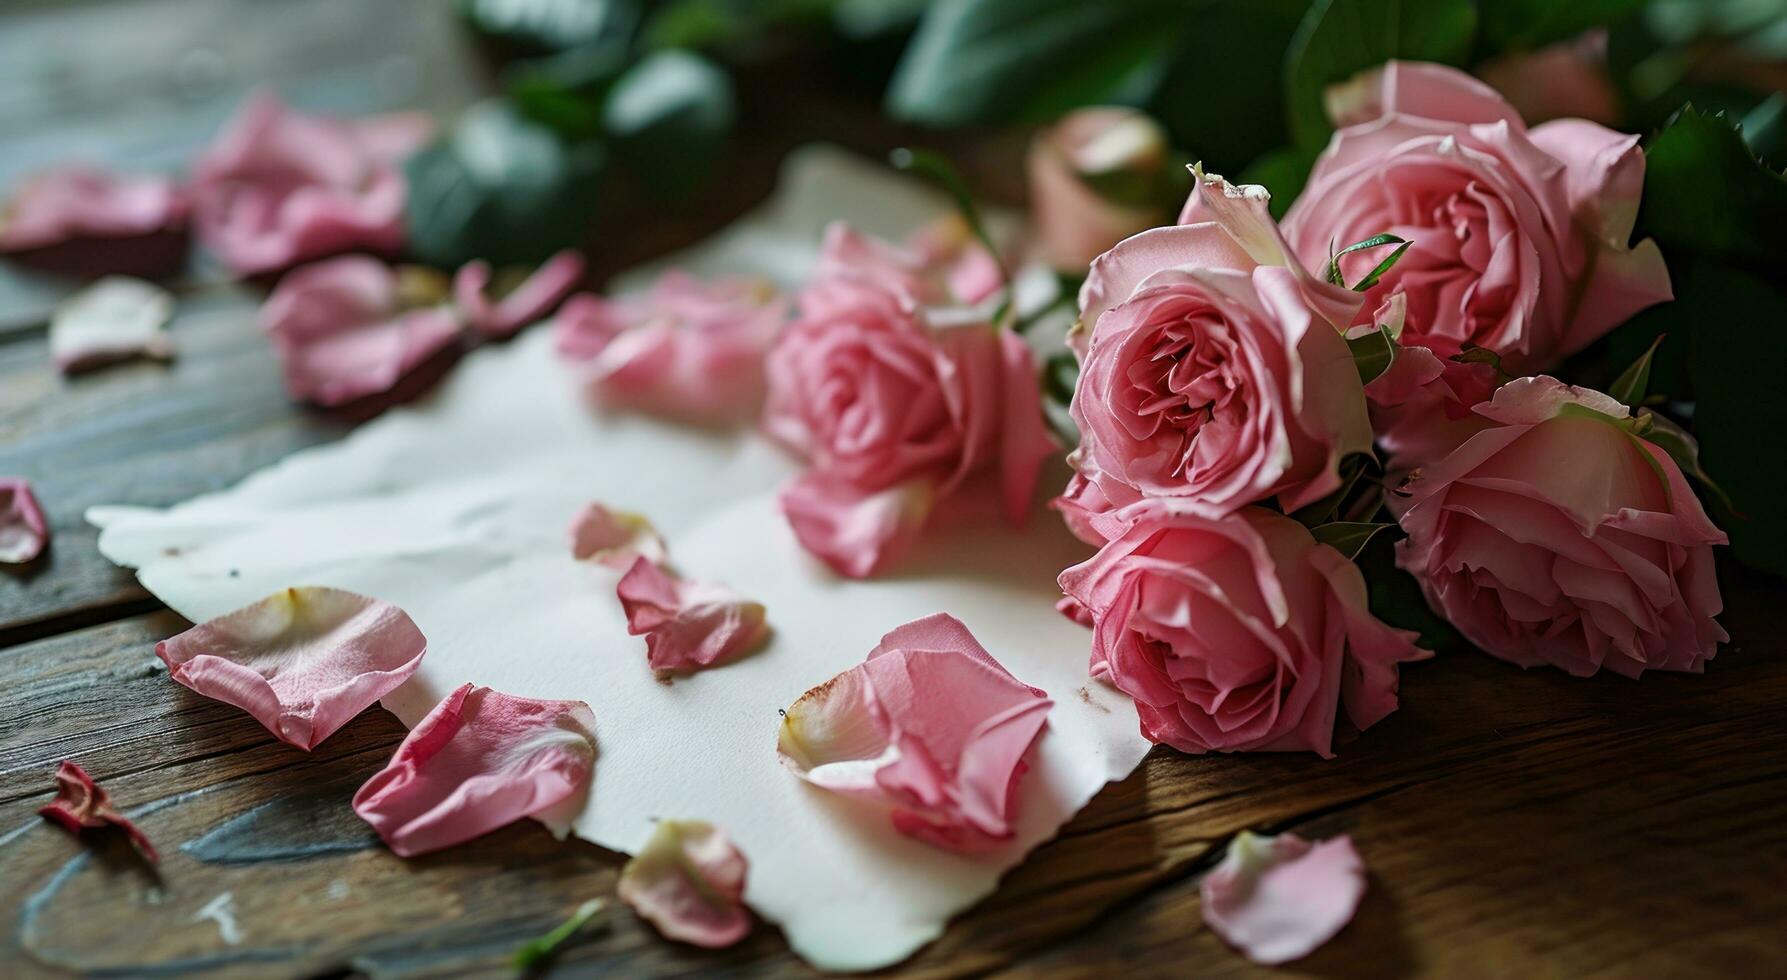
[777,613,1053,851]
[454,249,586,339]
[154,586,428,751]
[1201,831,1366,965]
[567,502,666,568]
[0,167,186,252]
[261,255,463,406]
[1326,60,1522,130]
[997,331,1061,524]
[38,762,158,863]
[617,820,752,948]
[352,683,597,857]
[1,478,50,565]
[778,474,936,579]
[616,558,768,677]
[48,276,175,373]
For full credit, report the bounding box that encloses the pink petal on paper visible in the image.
[38,762,158,862]
[1,478,49,564]
[155,586,428,751]
[1201,831,1366,965]
[618,820,752,948]
[353,683,598,857]
[567,502,666,568]
[616,558,769,677]
[778,474,936,580]
[454,249,585,339]
[776,613,1053,851]
[260,256,463,406]
[49,277,175,373]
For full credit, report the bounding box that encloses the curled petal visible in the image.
[1,478,50,564]
[261,256,462,406]
[779,474,936,580]
[0,167,186,252]
[49,277,174,374]
[1201,831,1365,965]
[568,502,666,568]
[38,762,158,862]
[616,558,768,677]
[776,613,1053,850]
[618,820,752,948]
[353,683,598,857]
[454,249,585,339]
[155,586,428,750]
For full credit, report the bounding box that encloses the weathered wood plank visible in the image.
[1,569,1780,977]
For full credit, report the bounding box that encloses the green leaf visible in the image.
[1285,0,1476,149]
[405,101,605,268]
[1146,0,1308,173]
[460,0,637,53]
[1324,232,1408,288]
[1639,104,1787,264]
[886,0,1187,127]
[1346,322,1397,384]
[1349,239,1411,291]
[888,147,1010,291]
[1606,332,1664,407]
[1479,0,1647,51]
[603,50,736,198]
[504,41,632,140]
[1311,521,1393,560]
[513,898,607,970]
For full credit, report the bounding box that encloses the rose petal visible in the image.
[778,474,936,580]
[38,761,159,862]
[155,586,429,750]
[49,277,174,374]
[617,819,752,948]
[1,478,50,564]
[616,558,769,677]
[0,167,187,252]
[568,502,666,568]
[454,249,585,339]
[261,256,463,406]
[1201,831,1365,965]
[776,613,1053,850]
[352,683,597,857]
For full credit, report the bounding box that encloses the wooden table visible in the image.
[3,2,1784,976]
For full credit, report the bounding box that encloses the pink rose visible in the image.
[556,270,786,425]
[192,92,433,276]
[1283,61,1671,374]
[1059,505,1428,756]
[1066,169,1373,531]
[1363,344,1500,467]
[1027,108,1176,273]
[1394,376,1728,678]
[763,223,1058,577]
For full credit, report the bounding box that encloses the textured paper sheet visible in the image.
[90,146,1150,972]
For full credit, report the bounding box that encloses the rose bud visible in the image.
[1393,377,1728,678]
[1028,108,1178,273]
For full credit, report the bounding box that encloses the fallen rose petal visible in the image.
[777,613,1052,850]
[155,586,428,750]
[1,478,49,564]
[568,502,666,568]
[353,683,597,857]
[454,249,585,339]
[616,558,768,676]
[49,277,174,373]
[260,255,463,406]
[1201,831,1365,965]
[0,167,187,253]
[778,474,936,580]
[38,762,158,862]
[618,820,752,948]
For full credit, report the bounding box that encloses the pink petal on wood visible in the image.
[0,167,186,252]
[618,820,752,948]
[353,683,598,857]
[155,586,428,751]
[616,558,769,677]
[567,502,666,568]
[1201,831,1366,965]
[776,613,1053,851]
[454,249,585,339]
[38,762,158,862]
[49,277,174,373]
[1,478,49,564]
